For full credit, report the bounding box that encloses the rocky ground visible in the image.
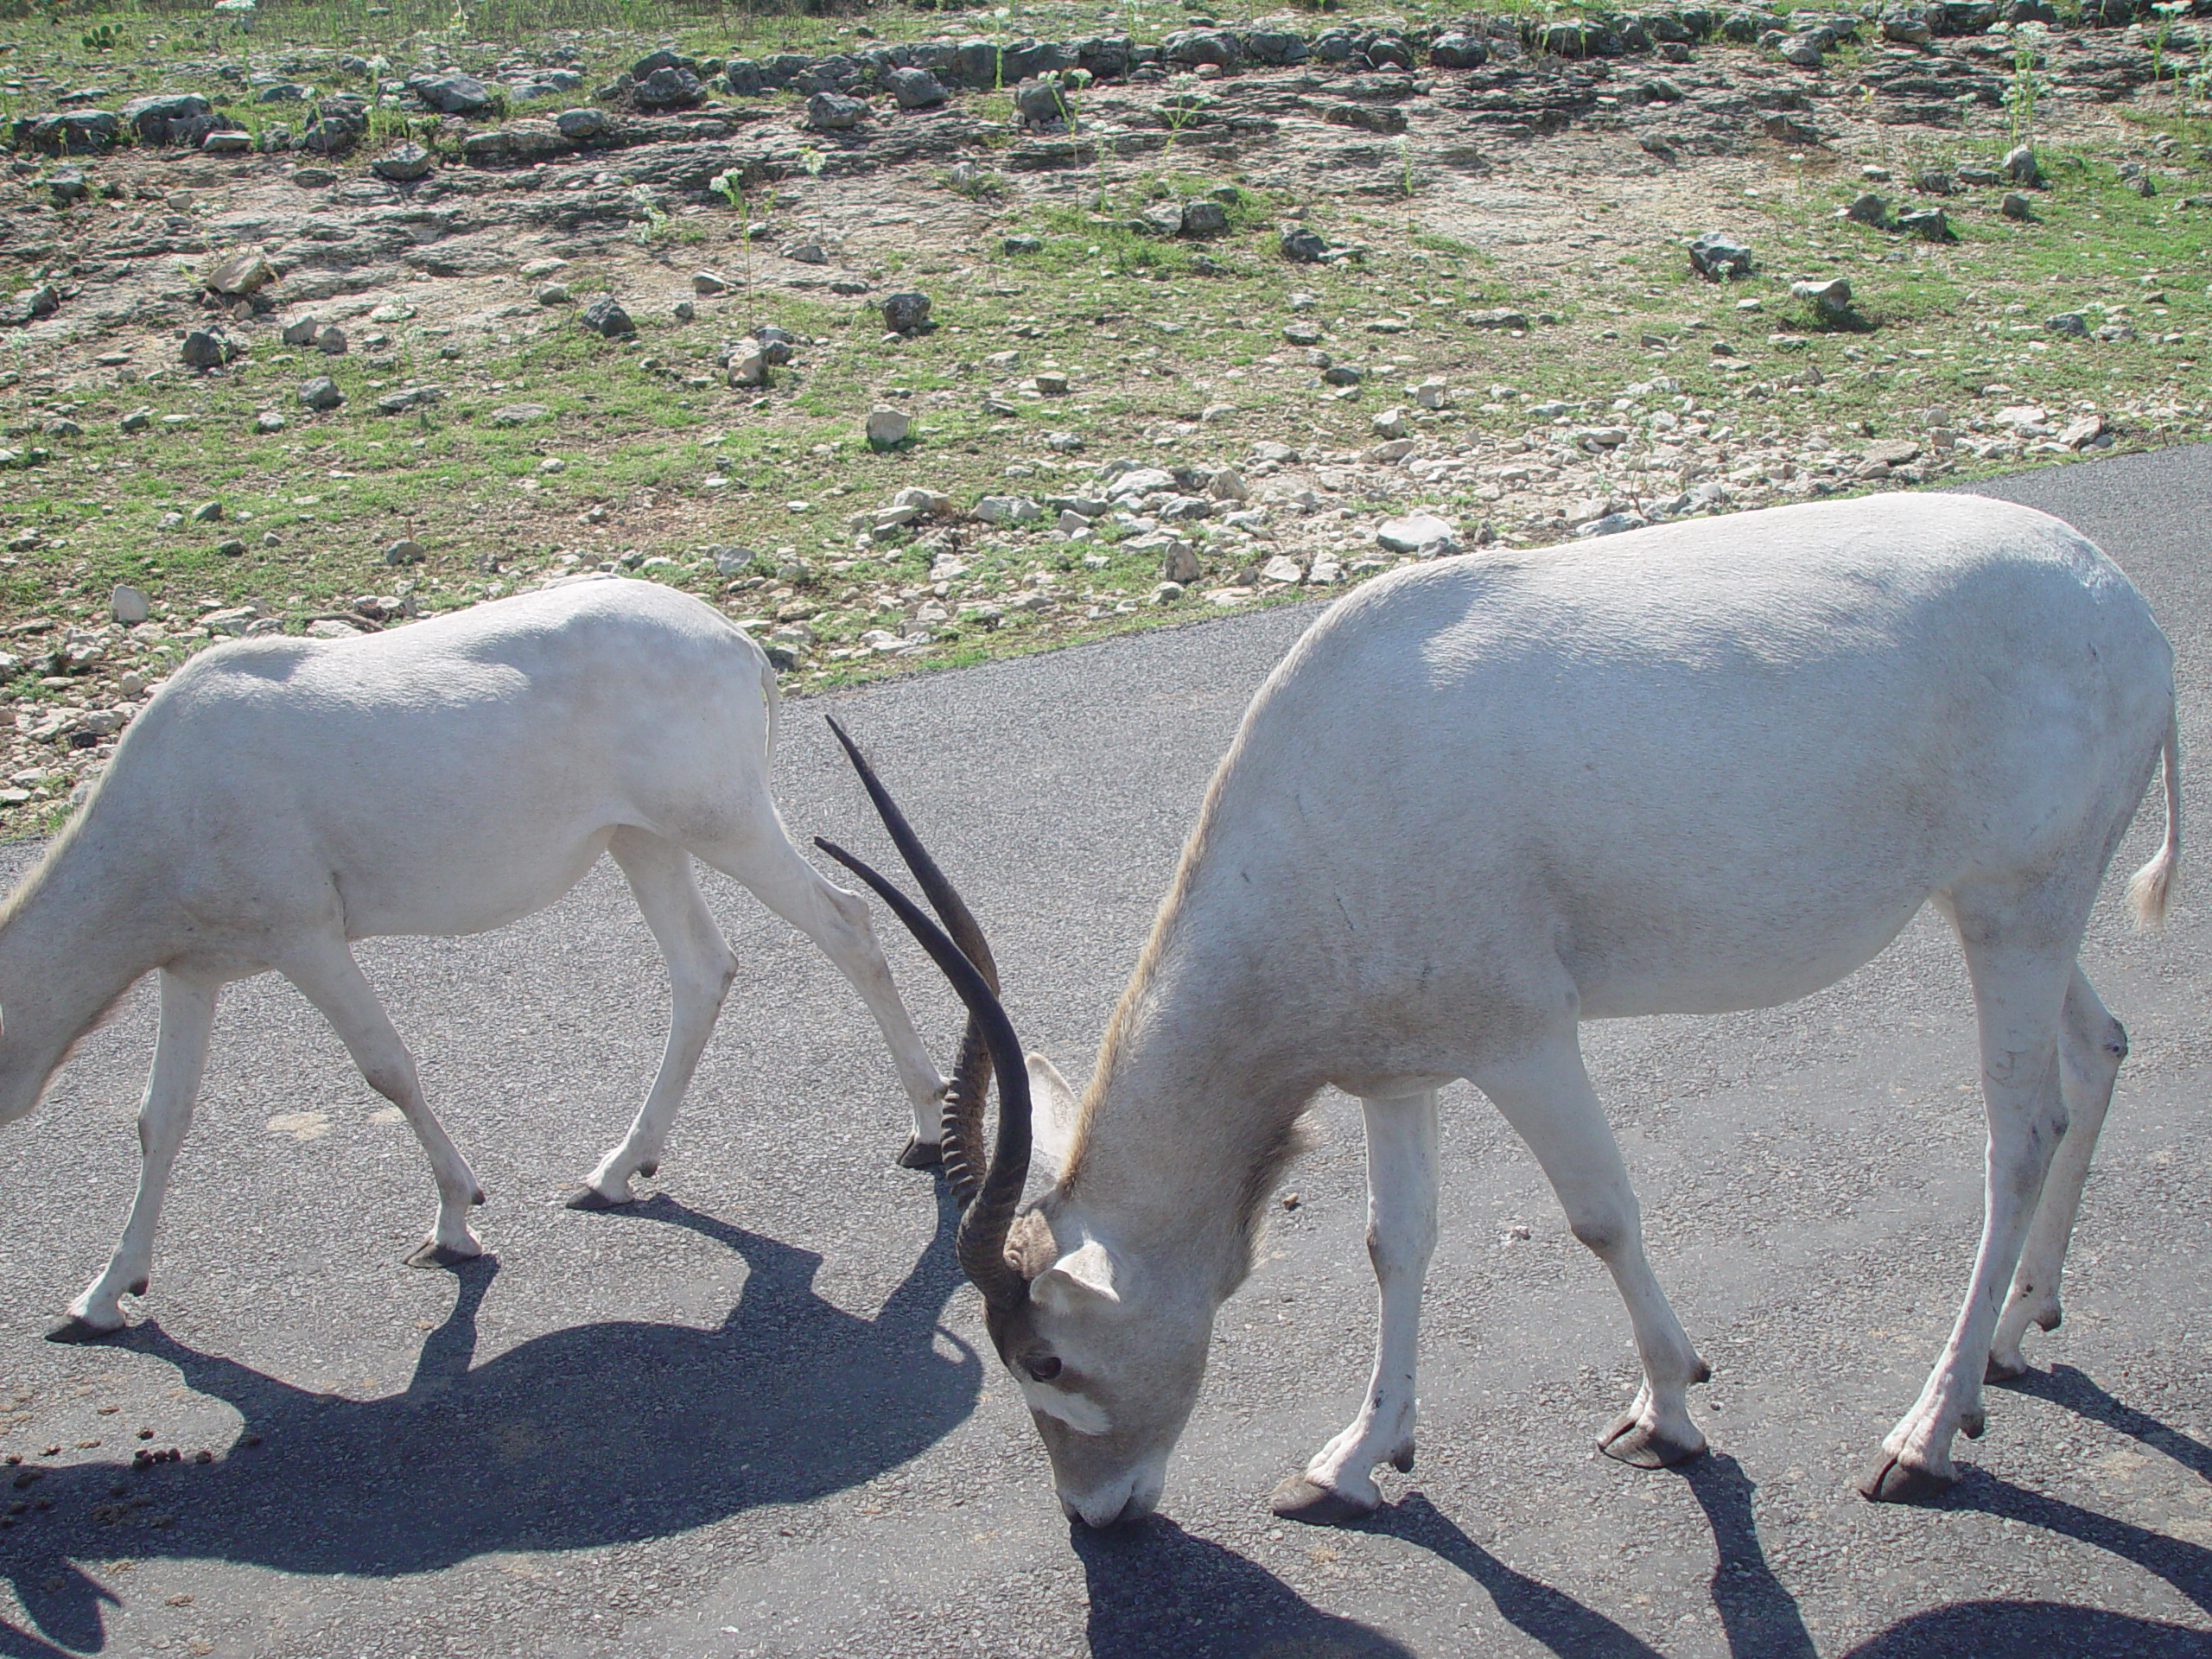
[0,1,2208,833]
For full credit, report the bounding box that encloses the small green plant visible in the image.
[1990,20,2050,147]
[1159,75,1207,141]
[2150,2,2187,90]
[628,189,671,248]
[79,22,122,51]
[711,166,760,328]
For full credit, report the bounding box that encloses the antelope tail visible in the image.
[2125,704,2182,930]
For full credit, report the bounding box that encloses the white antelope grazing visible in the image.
[2,575,949,1343]
[820,491,2180,1529]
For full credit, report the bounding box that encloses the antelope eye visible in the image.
[1022,1353,1063,1382]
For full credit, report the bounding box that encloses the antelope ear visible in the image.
[1027,1051,1080,1178]
[1033,1237,1121,1315]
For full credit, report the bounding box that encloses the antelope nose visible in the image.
[1062,1483,1160,1529]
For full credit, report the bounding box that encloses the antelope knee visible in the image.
[1564,1191,1636,1257]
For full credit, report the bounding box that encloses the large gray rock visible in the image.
[1013,78,1072,127]
[0,283,60,327]
[1688,230,1752,279]
[1897,207,1954,242]
[1164,28,1240,67]
[887,67,947,109]
[865,406,912,448]
[1180,199,1230,235]
[298,376,344,410]
[1376,513,1460,555]
[121,92,213,143]
[634,66,703,110]
[370,143,434,182]
[409,72,496,115]
[375,385,443,415]
[1792,276,1855,320]
[206,248,276,296]
[578,296,634,337]
[881,291,931,335]
[806,92,868,130]
[25,111,121,151]
[181,328,241,369]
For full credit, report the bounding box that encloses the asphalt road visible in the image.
[3,445,2211,1659]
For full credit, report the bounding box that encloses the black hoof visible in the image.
[563,1186,626,1211]
[403,1241,480,1269]
[1389,1445,1415,1474]
[1692,1357,1713,1385]
[1986,1353,2031,1386]
[470,1187,487,1207]
[637,1161,658,1179]
[897,1136,944,1170]
[45,1314,123,1344]
[1598,1411,1707,1470]
[1857,1452,1958,1504]
[1268,1473,1378,1526]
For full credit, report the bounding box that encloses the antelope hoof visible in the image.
[1598,1411,1707,1470]
[1858,1452,1957,1504]
[404,1240,481,1269]
[897,1136,944,1170]
[1268,1473,1379,1527]
[471,1187,487,1207]
[46,1313,124,1344]
[1986,1351,2031,1385]
[564,1185,628,1211]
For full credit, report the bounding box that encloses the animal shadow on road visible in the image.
[1074,1514,1414,1658]
[1358,1491,1666,1658]
[0,1188,978,1656]
[1997,1362,2212,1485]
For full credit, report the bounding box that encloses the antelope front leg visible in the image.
[1271,1089,1439,1525]
[573,830,740,1209]
[282,938,484,1268]
[1478,1033,1709,1470]
[51,972,219,1341]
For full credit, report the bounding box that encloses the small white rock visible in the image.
[865,406,912,448]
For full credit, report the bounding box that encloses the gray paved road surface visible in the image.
[3,447,2210,1658]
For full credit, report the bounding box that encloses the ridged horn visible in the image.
[823,715,998,1206]
[816,836,1032,1312]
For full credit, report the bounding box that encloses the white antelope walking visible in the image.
[1,575,948,1342]
[823,493,2179,1527]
